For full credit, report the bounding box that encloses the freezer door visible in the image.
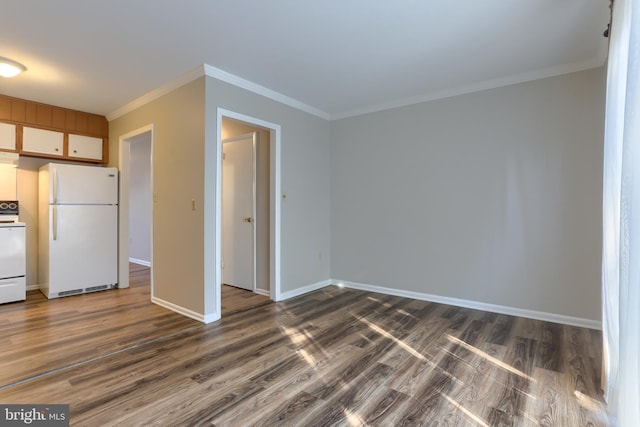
[48,205,117,293]
[46,163,118,205]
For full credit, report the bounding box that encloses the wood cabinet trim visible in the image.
[16,124,23,152]
[63,133,69,157]
[0,95,107,137]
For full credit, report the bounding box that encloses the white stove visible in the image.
[0,200,26,304]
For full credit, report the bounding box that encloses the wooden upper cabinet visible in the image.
[0,94,108,163]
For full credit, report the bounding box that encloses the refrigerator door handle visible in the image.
[52,167,58,204]
[52,205,57,241]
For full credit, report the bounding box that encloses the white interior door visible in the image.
[222,134,256,291]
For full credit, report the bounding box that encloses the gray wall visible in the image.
[330,67,606,321]
[109,66,603,322]
[129,133,151,264]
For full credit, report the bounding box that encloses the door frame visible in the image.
[215,108,281,319]
[118,124,154,296]
[222,132,257,292]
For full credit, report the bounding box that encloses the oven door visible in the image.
[0,225,26,279]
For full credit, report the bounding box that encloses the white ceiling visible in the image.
[0,1,609,120]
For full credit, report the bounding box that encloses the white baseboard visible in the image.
[26,284,39,291]
[146,277,602,330]
[129,258,151,267]
[278,279,332,301]
[333,279,602,330]
[151,296,219,324]
[254,288,270,297]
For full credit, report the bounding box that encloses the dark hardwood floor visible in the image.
[0,264,198,389]
[0,266,609,426]
[222,284,271,315]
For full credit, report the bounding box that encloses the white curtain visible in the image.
[602,0,640,425]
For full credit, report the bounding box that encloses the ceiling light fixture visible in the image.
[0,57,27,78]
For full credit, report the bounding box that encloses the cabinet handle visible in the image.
[54,148,59,152]
[73,150,77,153]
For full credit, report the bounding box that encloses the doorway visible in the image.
[129,133,152,268]
[118,125,154,295]
[215,109,281,319]
[222,132,257,292]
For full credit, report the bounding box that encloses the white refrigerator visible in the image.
[39,163,118,298]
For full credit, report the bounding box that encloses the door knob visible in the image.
[243,217,254,223]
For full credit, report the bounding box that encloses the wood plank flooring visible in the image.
[221,284,270,315]
[0,266,610,426]
[0,264,199,389]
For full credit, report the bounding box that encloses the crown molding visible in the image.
[203,64,330,120]
[107,64,331,122]
[107,55,606,123]
[330,57,607,120]
[107,65,206,121]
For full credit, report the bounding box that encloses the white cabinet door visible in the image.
[0,123,16,151]
[22,127,64,156]
[68,134,103,161]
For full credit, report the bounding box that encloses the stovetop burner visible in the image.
[0,201,19,215]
